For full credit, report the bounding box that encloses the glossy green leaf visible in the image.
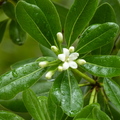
[50,71,83,117]
[38,96,51,120]
[48,94,64,120]
[0,110,24,120]
[16,1,53,48]
[92,107,111,120]
[90,3,116,55]
[76,22,119,54]
[2,1,15,19]
[23,89,46,120]
[104,78,120,112]
[64,0,98,46]
[54,2,68,28]
[9,20,26,45]
[0,62,45,100]
[74,104,99,120]
[76,118,96,120]
[81,55,120,77]
[90,3,116,24]
[0,20,8,43]
[100,0,120,26]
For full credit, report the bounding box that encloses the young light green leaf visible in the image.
[9,20,26,45]
[92,107,111,120]
[16,1,54,48]
[23,89,46,120]
[50,71,83,117]
[0,110,24,120]
[64,0,98,46]
[74,104,99,120]
[0,62,45,100]
[80,55,120,77]
[104,78,120,112]
[0,20,8,43]
[76,22,119,54]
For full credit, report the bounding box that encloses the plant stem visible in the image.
[72,69,96,84]
[89,87,96,104]
[79,83,91,87]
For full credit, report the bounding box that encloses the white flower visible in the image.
[77,59,86,65]
[58,47,79,70]
[45,71,54,79]
[57,32,63,43]
[39,61,48,68]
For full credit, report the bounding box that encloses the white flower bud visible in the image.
[69,46,75,53]
[39,61,48,68]
[77,59,86,65]
[57,32,63,43]
[45,71,54,79]
[58,66,63,72]
[51,46,59,53]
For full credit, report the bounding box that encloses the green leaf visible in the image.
[76,22,119,54]
[0,62,45,100]
[39,44,56,57]
[92,107,111,120]
[76,119,96,120]
[74,104,99,120]
[16,1,53,48]
[104,78,120,112]
[0,20,8,43]
[2,1,15,19]
[38,96,51,120]
[50,71,83,117]
[48,94,64,120]
[54,2,68,28]
[9,20,26,45]
[0,110,24,120]
[81,55,120,77]
[90,3,116,55]
[23,89,46,120]
[100,0,120,27]
[90,3,116,24]
[64,0,98,46]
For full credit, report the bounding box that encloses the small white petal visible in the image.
[69,53,79,61]
[77,59,86,65]
[58,54,65,61]
[68,61,78,69]
[69,46,75,53]
[63,48,69,58]
[63,62,69,70]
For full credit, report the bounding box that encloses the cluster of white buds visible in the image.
[38,32,86,79]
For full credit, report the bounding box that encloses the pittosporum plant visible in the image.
[0,0,120,119]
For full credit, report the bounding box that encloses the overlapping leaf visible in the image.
[0,111,24,120]
[64,0,98,46]
[76,22,119,54]
[0,62,45,100]
[74,104,99,119]
[80,55,120,77]
[104,78,120,112]
[0,20,8,43]
[9,20,26,45]
[50,71,83,117]
[16,0,61,48]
